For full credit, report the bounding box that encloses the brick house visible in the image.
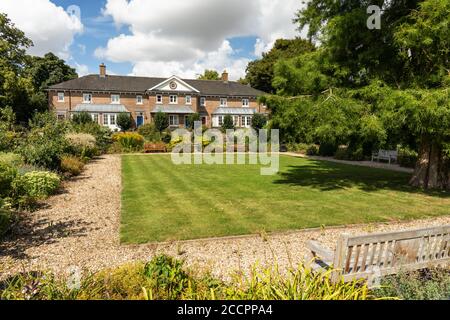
[47,64,267,131]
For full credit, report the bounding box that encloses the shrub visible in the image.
[117,113,133,132]
[71,122,112,153]
[18,137,68,171]
[186,113,200,130]
[221,115,235,131]
[398,146,418,168]
[0,163,17,198]
[306,144,319,156]
[13,171,61,199]
[318,143,338,157]
[144,255,190,300]
[251,113,267,131]
[0,208,12,238]
[112,132,144,152]
[71,112,93,125]
[0,152,23,167]
[60,155,85,176]
[374,268,450,300]
[65,133,98,159]
[154,112,169,133]
[138,123,161,142]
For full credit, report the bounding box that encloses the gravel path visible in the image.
[1,154,448,280]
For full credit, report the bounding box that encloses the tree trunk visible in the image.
[409,137,450,190]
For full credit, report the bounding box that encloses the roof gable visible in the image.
[148,76,200,93]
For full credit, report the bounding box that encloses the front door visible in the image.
[136,114,144,127]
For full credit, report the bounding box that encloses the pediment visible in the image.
[148,76,199,93]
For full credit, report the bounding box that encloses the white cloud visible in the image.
[0,0,83,59]
[96,0,305,80]
[74,63,89,77]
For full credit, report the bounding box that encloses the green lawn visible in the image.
[121,154,450,243]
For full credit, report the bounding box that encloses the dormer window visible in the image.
[185,95,192,105]
[220,98,227,107]
[136,95,143,105]
[57,92,64,102]
[111,94,120,104]
[242,98,249,107]
[169,95,178,104]
[156,95,163,104]
[83,93,92,104]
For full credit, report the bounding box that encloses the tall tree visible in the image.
[245,38,315,93]
[197,70,220,80]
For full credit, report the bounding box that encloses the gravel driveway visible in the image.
[1,154,449,280]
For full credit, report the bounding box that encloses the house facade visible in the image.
[47,64,267,131]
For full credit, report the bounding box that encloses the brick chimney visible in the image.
[222,70,229,83]
[99,63,106,77]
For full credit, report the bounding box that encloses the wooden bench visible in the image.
[306,225,450,286]
[144,143,167,153]
[371,149,398,164]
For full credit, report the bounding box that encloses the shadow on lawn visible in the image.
[274,160,450,198]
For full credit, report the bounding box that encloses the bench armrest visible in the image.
[306,240,334,264]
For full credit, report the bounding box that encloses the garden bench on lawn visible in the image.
[144,143,167,153]
[371,149,398,164]
[306,225,450,287]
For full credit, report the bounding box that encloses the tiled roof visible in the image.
[47,74,265,97]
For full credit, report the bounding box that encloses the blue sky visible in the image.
[0,0,304,79]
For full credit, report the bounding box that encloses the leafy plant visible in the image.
[60,155,84,176]
[0,162,17,198]
[112,132,144,152]
[65,133,97,159]
[0,152,23,167]
[71,112,92,125]
[154,112,169,133]
[13,171,60,199]
[116,113,133,132]
[251,113,267,131]
[221,115,235,131]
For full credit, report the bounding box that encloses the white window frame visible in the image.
[169,95,178,104]
[136,95,143,105]
[156,94,163,104]
[242,116,252,128]
[200,97,206,107]
[169,115,179,126]
[185,95,192,105]
[111,94,120,104]
[233,116,239,127]
[91,113,99,124]
[218,115,224,126]
[57,92,65,102]
[242,98,249,107]
[83,93,92,104]
[220,98,227,107]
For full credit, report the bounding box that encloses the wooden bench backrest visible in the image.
[333,225,450,281]
[377,150,398,158]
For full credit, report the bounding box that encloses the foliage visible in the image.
[197,69,220,80]
[0,206,12,238]
[65,133,97,159]
[0,107,22,152]
[137,123,162,142]
[60,155,84,177]
[221,115,235,131]
[186,113,200,130]
[71,112,92,125]
[397,146,418,168]
[0,152,23,167]
[154,112,169,133]
[251,113,267,131]
[0,256,377,300]
[144,255,190,300]
[70,122,112,153]
[245,38,315,93]
[116,113,133,132]
[13,171,60,199]
[112,132,144,152]
[373,268,450,300]
[0,162,17,198]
